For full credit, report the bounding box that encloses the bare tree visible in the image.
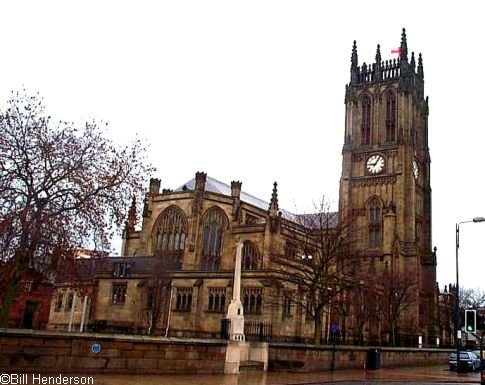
[141,254,179,335]
[375,269,416,347]
[0,91,154,326]
[460,287,485,310]
[269,198,360,344]
[348,280,378,345]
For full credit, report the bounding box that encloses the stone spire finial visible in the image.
[375,44,382,65]
[127,195,137,231]
[400,28,408,62]
[417,53,424,78]
[268,182,279,215]
[410,52,416,71]
[351,40,358,67]
[350,40,359,83]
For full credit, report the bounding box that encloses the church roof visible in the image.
[175,175,337,227]
[176,175,270,212]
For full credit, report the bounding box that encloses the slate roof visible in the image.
[175,175,337,227]
[176,176,270,212]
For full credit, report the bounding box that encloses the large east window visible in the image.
[200,207,228,270]
[154,206,187,268]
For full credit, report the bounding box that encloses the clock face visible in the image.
[413,160,419,179]
[366,154,385,174]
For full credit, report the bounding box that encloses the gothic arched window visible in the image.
[361,96,372,146]
[154,206,187,268]
[368,198,382,248]
[243,288,263,314]
[386,92,397,142]
[200,207,228,270]
[242,241,261,270]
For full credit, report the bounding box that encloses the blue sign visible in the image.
[331,324,340,335]
[91,343,101,354]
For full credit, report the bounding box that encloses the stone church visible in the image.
[48,29,438,346]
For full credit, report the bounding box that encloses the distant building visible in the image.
[0,265,53,330]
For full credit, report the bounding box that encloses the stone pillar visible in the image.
[224,241,246,374]
[227,241,245,341]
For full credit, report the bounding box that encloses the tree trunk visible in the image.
[313,312,323,344]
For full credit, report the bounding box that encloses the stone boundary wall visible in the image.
[269,342,451,372]
[0,329,226,374]
[0,329,452,374]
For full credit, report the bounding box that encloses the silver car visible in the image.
[449,351,481,371]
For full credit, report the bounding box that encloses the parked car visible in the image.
[449,351,481,371]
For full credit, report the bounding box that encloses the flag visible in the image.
[391,48,401,57]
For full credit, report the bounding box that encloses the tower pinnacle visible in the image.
[400,28,408,62]
[350,40,359,83]
[418,53,424,78]
[375,44,381,64]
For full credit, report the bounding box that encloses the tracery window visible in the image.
[361,96,372,146]
[386,92,396,142]
[55,293,63,312]
[65,293,74,311]
[243,288,263,314]
[284,241,298,258]
[113,261,129,277]
[175,287,192,312]
[200,207,228,270]
[242,241,261,270]
[368,198,382,248]
[154,206,187,268]
[207,287,226,312]
[112,283,127,304]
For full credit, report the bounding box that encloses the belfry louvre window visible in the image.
[207,287,226,312]
[386,92,397,142]
[154,206,187,268]
[200,207,228,271]
[242,241,261,270]
[243,288,263,314]
[112,283,127,304]
[175,287,192,312]
[368,199,382,248]
[361,96,372,146]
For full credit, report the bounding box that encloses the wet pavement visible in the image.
[87,366,482,385]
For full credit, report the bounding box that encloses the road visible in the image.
[84,366,482,385]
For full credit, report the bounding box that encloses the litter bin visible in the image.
[366,348,381,370]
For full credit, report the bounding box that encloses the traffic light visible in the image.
[465,309,477,333]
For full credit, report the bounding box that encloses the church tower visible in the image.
[339,29,436,342]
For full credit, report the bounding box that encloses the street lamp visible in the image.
[455,217,485,372]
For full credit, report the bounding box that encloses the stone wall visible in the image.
[269,342,450,372]
[0,329,452,375]
[0,329,226,374]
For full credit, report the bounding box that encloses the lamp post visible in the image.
[455,217,485,372]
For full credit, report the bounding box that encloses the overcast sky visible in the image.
[1,1,484,290]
